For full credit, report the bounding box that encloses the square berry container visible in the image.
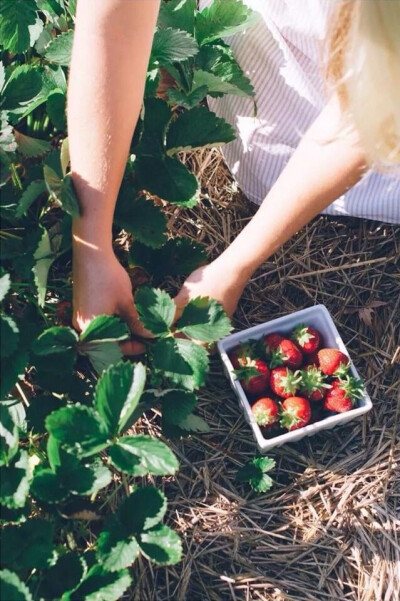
[217,305,372,453]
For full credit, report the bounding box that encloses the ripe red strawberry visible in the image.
[270,367,301,399]
[251,397,279,427]
[280,397,311,431]
[291,324,321,354]
[270,339,303,369]
[263,333,283,355]
[235,359,270,395]
[56,300,72,325]
[299,365,330,402]
[323,376,364,413]
[317,348,349,376]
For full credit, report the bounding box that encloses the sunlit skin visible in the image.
[69,1,367,354]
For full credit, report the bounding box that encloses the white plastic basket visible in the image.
[217,304,373,452]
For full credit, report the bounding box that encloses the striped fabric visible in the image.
[200,0,400,224]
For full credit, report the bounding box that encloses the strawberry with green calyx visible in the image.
[323,376,364,413]
[263,333,283,356]
[291,324,321,355]
[235,359,270,395]
[269,339,303,369]
[317,348,349,376]
[280,396,311,431]
[251,397,279,427]
[270,367,302,399]
[299,365,331,402]
[229,341,258,369]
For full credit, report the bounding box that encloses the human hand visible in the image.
[174,259,248,321]
[72,246,148,355]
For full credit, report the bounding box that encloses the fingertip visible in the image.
[120,340,146,356]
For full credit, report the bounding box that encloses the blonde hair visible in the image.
[327,0,400,170]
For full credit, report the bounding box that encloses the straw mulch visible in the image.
[130,149,400,601]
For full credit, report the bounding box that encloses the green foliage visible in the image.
[0,0,38,54]
[166,107,235,154]
[195,0,258,45]
[237,457,276,493]
[135,287,176,336]
[176,296,232,342]
[151,28,198,65]
[0,0,259,597]
[0,569,33,601]
[94,361,146,435]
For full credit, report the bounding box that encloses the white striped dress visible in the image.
[200,0,400,224]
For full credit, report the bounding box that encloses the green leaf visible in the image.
[45,405,109,457]
[195,0,258,45]
[79,316,130,375]
[0,269,10,301]
[15,179,47,218]
[59,172,80,216]
[30,467,68,503]
[32,226,56,307]
[1,65,42,111]
[0,352,29,399]
[46,88,66,130]
[82,341,124,376]
[57,453,112,496]
[176,296,232,342]
[212,55,255,97]
[237,456,275,493]
[119,487,167,534]
[0,450,32,509]
[158,0,196,34]
[44,166,80,217]
[14,131,51,158]
[80,315,130,345]
[32,326,77,355]
[0,315,19,358]
[94,361,146,436]
[144,67,160,98]
[139,524,182,565]
[40,553,85,600]
[0,570,33,601]
[65,565,131,601]
[152,337,209,391]
[167,85,208,109]
[130,237,206,282]
[32,326,78,363]
[45,30,74,66]
[135,155,198,205]
[162,412,210,438]
[109,435,178,476]
[36,0,64,18]
[167,107,235,155]
[0,404,19,466]
[0,519,55,571]
[114,194,167,249]
[161,390,197,425]
[0,0,38,54]
[26,394,67,434]
[134,287,175,336]
[151,28,198,66]
[97,526,139,572]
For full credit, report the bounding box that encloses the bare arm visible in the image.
[68,0,160,348]
[175,95,367,315]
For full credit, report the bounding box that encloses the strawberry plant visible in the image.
[0,0,258,598]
